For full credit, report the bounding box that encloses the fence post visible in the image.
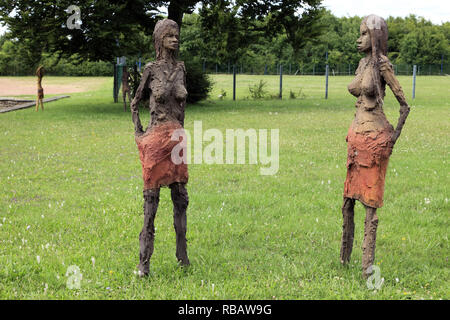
[441,54,444,75]
[412,65,417,99]
[325,64,329,99]
[113,63,118,103]
[279,64,283,99]
[202,60,206,73]
[233,65,236,101]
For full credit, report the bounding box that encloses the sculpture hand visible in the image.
[131,101,144,136]
[392,103,410,146]
[391,131,400,145]
[134,118,144,136]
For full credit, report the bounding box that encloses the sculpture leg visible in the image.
[36,97,39,111]
[340,197,355,265]
[40,99,44,111]
[362,205,379,278]
[138,188,160,276]
[170,182,190,266]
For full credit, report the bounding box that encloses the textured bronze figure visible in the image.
[340,15,410,278]
[36,66,45,111]
[122,66,132,111]
[130,19,189,276]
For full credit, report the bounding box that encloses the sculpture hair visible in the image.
[362,14,388,58]
[36,65,45,78]
[153,19,179,61]
[361,15,389,104]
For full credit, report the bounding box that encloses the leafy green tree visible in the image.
[197,0,325,66]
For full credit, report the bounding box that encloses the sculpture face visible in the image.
[357,23,371,53]
[162,26,179,52]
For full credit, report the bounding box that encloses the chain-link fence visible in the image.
[1,59,447,77]
[201,62,449,76]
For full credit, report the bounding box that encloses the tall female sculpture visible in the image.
[122,65,132,112]
[340,15,410,278]
[36,66,45,111]
[130,19,189,276]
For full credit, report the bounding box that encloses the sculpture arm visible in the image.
[130,66,151,135]
[380,59,410,145]
[180,62,187,126]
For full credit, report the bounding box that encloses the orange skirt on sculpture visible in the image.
[344,127,393,208]
[135,121,188,190]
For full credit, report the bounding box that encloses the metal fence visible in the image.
[1,60,447,77]
[201,62,450,76]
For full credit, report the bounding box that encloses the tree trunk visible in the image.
[168,0,185,29]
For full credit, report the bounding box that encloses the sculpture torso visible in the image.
[348,56,393,134]
[37,78,44,99]
[146,60,187,129]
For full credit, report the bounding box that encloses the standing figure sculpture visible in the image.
[130,19,189,276]
[340,15,410,278]
[122,65,132,111]
[36,66,45,111]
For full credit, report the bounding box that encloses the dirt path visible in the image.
[0,77,109,96]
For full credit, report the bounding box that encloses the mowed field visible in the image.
[0,74,448,299]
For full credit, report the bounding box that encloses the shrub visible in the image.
[184,59,213,104]
[218,89,227,100]
[248,80,268,99]
[289,88,306,99]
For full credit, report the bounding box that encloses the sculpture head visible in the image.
[153,19,180,60]
[36,65,45,78]
[358,15,388,58]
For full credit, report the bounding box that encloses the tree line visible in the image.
[0,0,448,76]
[186,10,449,74]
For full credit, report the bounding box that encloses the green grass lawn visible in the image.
[0,74,448,299]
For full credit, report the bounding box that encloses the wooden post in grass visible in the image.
[279,64,283,99]
[113,63,118,103]
[233,65,236,101]
[325,64,329,99]
[412,65,417,99]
